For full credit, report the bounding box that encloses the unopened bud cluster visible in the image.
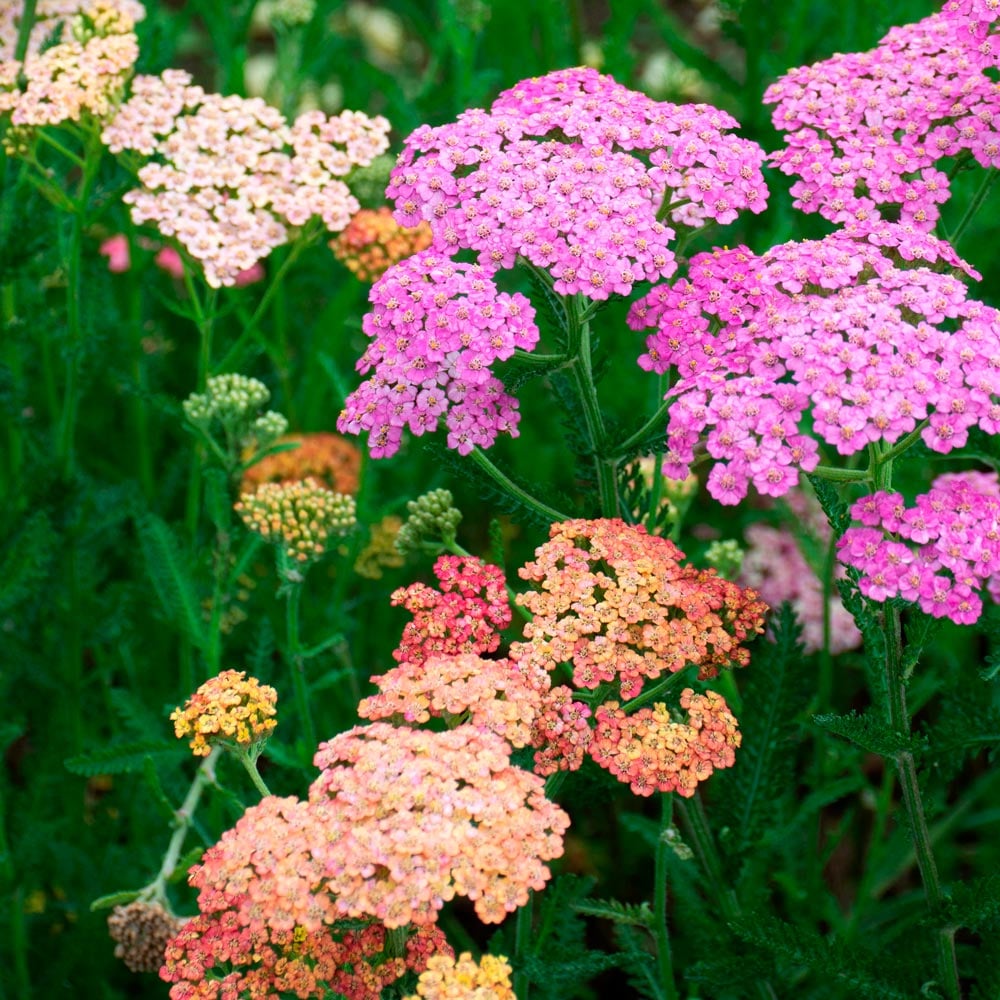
[395,489,462,555]
[107,900,184,973]
[235,478,356,563]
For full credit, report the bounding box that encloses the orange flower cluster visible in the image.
[529,684,594,776]
[513,518,767,699]
[404,951,516,1000]
[590,689,740,797]
[240,432,362,496]
[359,652,549,748]
[330,206,433,282]
[310,722,569,927]
[162,796,449,999]
[234,477,356,563]
[170,669,277,757]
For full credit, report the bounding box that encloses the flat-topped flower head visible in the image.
[235,478,356,564]
[107,900,183,973]
[331,206,433,282]
[170,669,277,757]
[337,250,539,458]
[0,1,142,129]
[765,8,1000,229]
[389,555,512,665]
[162,793,449,999]
[102,71,390,286]
[309,722,569,927]
[403,952,516,1000]
[513,518,767,700]
[590,689,740,797]
[629,226,998,505]
[837,470,1000,625]
[389,66,767,298]
[240,431,362,496]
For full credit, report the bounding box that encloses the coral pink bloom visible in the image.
[99,234,130,273]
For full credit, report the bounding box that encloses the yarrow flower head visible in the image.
[240,431,362,496]
[403,951,516,1000]
[309,722,570,927]
[107,899,184,973]
[389,66,767,298]
[170,669,277,757]
[837,470,1000,625]
[337,250,538,457]
[765,7,1000,230]
[0,1,142,131]
[389,555,511,665]
[353,515,406,579]
[161,794,449,1000]
[330,206,433,282]
[512,518,767,700]
[629,225,997,505]
[235,478,356,566]
[101,70,391,286]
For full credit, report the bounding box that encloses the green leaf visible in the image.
[89,889,142,912]
[813,711,925,758]
[574,897,655,929]
[167,846,205,883]
[65,741,184,777]
[0,511,56,615]
[134,513,206,649]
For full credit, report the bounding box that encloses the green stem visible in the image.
[948,167,998,248]
[286,581,317,755]
[146,747,221,904]
[875,422,929,466]
[654,795,679,1000]
[810,464,871,483]
[238,748,272,798]
[513,890,533,1000]
[13,0,36,67]
[468,447,572,524]
[614,399,671,459]
[566,295,619,516]
[619,668,691,715]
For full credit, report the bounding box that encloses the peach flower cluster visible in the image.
[330,205,434,282]
[390,555,511,665]
[0,1,141,128]
[101,69,391,286]
[234,478,356,564]
[170,669,277,757]
[403,951,516,1000]
[310,722,570,927]
[240,431,362,496]
[513,518,767,699]
[162,796,448,1000]
[590,689,740,797]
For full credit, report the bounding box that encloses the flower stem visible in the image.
[513,890,533,1000]
[949,166,998,249]
[237,748,272,798]
[654,795,679,1000]
[285,581,317,755]
[469,447,572,524]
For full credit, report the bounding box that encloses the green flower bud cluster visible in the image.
[703,538,745,581]
[269,0,316,27]
[395,488,462,556]
[183,374,288,478]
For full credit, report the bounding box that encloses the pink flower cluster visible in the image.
[837,470,1000,625]
[337,251,538,457]
[590,689,740,797]
[739,489,861,655]
[629,225,999,505]
[101,69,390,287]
[390,66,767,298]
[389,555,512,664]
[765,7,999,230]
[161,797,449,999]
[310,723,570,927]
[0,1,141,127]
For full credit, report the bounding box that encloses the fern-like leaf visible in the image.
[65,740,185,777]
[813,711,925,758]
[135,513,206,649]
[0,511,56,615]
[574,897,655,929]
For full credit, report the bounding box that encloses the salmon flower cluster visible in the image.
[170,669,277,757]
[240,431,362,496]
[330,206,433,282]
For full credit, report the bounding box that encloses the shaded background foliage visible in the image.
[4,0,1000,997]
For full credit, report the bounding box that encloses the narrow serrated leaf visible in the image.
[89,889,142,912]
[65,741,183,777]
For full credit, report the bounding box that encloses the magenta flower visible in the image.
[629,225,995,505]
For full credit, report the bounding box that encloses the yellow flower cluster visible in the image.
[354,515,406,579]
[171,669,277,757]
[234,477,356,563]
[403,952,516,1000]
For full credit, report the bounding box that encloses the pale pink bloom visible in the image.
[98,234,130,272]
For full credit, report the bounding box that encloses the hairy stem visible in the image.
[469,447,572,524]
[654,795,679,1000]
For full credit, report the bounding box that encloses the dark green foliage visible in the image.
[813,711,925,758]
